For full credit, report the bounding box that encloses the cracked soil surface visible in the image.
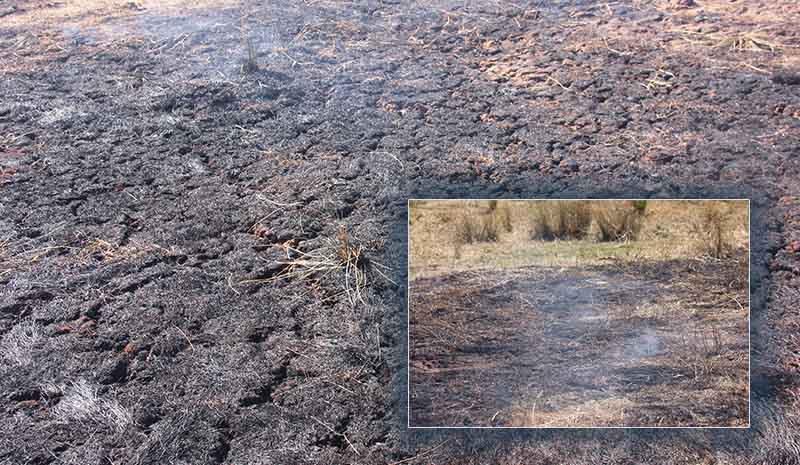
[2,0,800,464]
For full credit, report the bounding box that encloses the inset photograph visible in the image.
[408,200,749,428]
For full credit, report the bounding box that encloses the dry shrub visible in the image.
[530,207,554,240]
[675,324,725,380]
[557,201,593,239]
[594,201,646,242]
[496,205,513,233]
[243,37,259,73]
[484,200,512,232]
[455,214,499,245]
[530,201,592,240]
[698,203,729,258]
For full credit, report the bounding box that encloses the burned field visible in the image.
[1,0,799,463]
[408,200,751,428]
[410,261,749,427]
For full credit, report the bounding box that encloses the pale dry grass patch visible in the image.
[0,236,173,281]
[242,226,392,307]
[0,321,42,367]
[509,396,635,427]
[671,29,788,53]
[1,0,239,29]
[53,380,133,432]
[676,0,800,29]
[76,239,165,265]
[410,200,748,280]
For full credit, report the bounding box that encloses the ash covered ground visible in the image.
[1,0,800,464]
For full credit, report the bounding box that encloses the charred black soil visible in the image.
[1,0,799,463]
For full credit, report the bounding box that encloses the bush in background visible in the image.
[496,205,513,233]
[530,201,592,240]
[697,203,730,258]
[455,213,499,245]
[594,202,647,242]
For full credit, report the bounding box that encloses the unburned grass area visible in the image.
[409,199,749,279]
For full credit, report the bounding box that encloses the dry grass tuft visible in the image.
[243,37,259,73]
[454,214,499,246]
[642,68,675,91]
[0,321,42,367]
[510,396,635,427]
[451,203,519,257]
[528,201,645,242]
[77,239,156,264]
[243,226,390,306]
[53,380,132,432]
[530,201,592,241]
[594,201,646,242]
[701,203,726,258]
[672,29,786,53]
[714,32,781,52]
[693,201,745,258]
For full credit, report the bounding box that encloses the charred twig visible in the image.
[309,415,359,456]
[390,439,451,465]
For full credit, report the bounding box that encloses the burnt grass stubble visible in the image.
[0,0,799,464]
[409,257,750,428]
